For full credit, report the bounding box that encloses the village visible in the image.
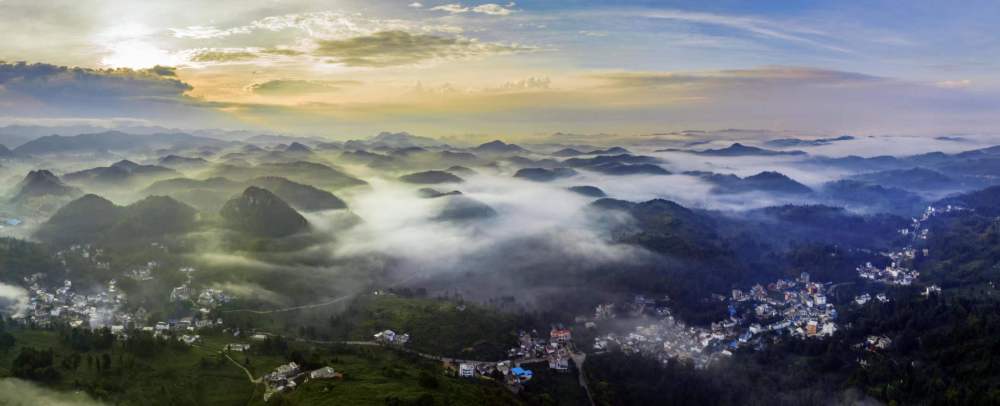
[859,204,968,285]
[591,272,840,369]
[15,259,234,348]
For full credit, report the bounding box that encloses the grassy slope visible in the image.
[0,329,521,405]
[329,295,522,361]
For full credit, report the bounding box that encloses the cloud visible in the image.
[409,2,424,8]
[169,25,254,39]
[170,11,464,40]
[0,282,28,316]
[472,3,516,16]
[431,2,516,16]
[0,61,191,100]
[189,50,259,63]
[247,79,361,96]
[430,3,469,14]
[0,61,234,123]
[935,79,972,89]
[637,9,852,53]
[313,30,534,67]
[486,76,551,92]
[592,67,882,89]
[0,379,105,406]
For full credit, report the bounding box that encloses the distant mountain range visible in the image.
[686,171,812,195]
[685,143,808,157]
[64,160,179,186]
[13,131,234,155]
[764,135,854,148]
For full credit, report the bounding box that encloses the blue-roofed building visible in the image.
[511,367,533,382]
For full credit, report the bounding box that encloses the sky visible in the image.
[0,0,998,140]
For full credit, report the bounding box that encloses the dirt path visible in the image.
[224,352,261,384]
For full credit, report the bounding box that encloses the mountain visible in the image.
[339,150,396,167]
[0,144,16,159]
[560,154,669,175]
[143,177,242,195]
[284,142,312,153]
[563,154,660,167]
[851,167,958,191]
[206,161,367,190]
[513,167,578,182]
[744,204,907,249]
[552,146,630,157]
[438,151,479,165]
[588,147,631,155]
[434,195,498,222]
[552,148,584,157]
[34,194,123,245]
[63,160,179,186]
[220,186,309,238]
[473,140,527,155]
[764,135,854,148]
[936,185,1000,216]
[246,177,348,211]
[35,194,199,246]
[417,188,463,199]
[12,131,231,155]
[588,198,725,260]
[803,155,905,172]
[820,180,925,215]
[365,131,444,148]
[688,171,812,195]
[9,170,81,202]
[567,185,606,197]
[399,170,464,184]
[0,133,42,149]
[103,196,198,242]
[158,154,210,169]
[445,165,476,176]
[503,156,561,168]
[689,143,807,157]
[588,162,670,176]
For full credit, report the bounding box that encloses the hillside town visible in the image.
[592,272,839,368]
[14,263,233,344]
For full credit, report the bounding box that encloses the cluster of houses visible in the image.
[853,292,891,306]
[56,244,111,271]
[593,273,841,369]
[18,278,130,330]
[453,358,537,391]
[15,263,229,345]
[262,362,341,401]
[593,309,726,369]
[169,267,232,306]
[862,205,968,286]
[373,329,410,346]
[506,327,573,372]
[857,261,919,286]
[126,261,158,281]
[447,326,575,392]
[725,273,839,341]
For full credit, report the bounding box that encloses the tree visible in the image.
[11,347,60,383]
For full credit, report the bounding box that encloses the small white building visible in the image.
[458,363,475,378]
